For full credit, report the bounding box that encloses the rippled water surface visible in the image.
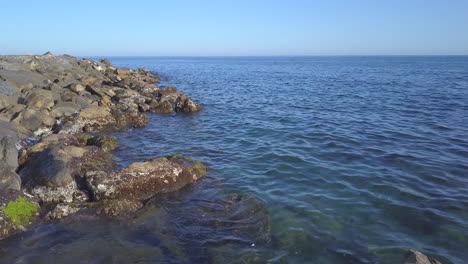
[2,56,468,264]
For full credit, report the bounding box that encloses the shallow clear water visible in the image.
[2,56,468,264]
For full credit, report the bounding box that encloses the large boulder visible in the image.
[402,250,442,264]
[12,106,56,134]
[0,80,18,96]
[23,89,59,110]
[86,155,208,201]
[20,145,113,203]
[0,94,17,111]
[0,69,47,91]
[56,105,148,134]
[50,102,81,118]
[86,135,119,151]
[0,121,20,190]
[150,86,202,113]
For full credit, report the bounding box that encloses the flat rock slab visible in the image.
[0,80,18,96]
[87,155,208,201]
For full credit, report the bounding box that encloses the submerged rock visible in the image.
[402,250,442,264]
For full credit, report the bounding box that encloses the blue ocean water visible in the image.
[1,56,467,264]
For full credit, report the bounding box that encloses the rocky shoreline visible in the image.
[0,53,206,240]
[0,53,443,264]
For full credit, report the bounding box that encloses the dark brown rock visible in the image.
[87,155,208,201]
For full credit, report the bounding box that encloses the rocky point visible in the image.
[0,52,205,239]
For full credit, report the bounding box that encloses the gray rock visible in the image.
[23,89,58,110]
[0,136,18,170]
[0,94,17,110]
[0,69,47,90]
[20,145,113,203]
[50,102,81,118]
[0,165,21,191]
[402,250,442,264]
[21,145,86,188]
[0,122,20,190]
[12,107,55,134]
[71,84,85,93]
[0,104,26,122]
[0,120,18,141]
[100,58,111,66]
[0,80,18,96]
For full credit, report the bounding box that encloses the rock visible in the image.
[0,167,21,191]
[0,189,39,240]
[17,133,91,167]
[0,69,47,91]
[50,102,81,118]
[21,145,87,187]
[175,94,203,113]
[81,77,99,87]
[43,51,53,56]
[86,155,207,201]
[116,68,132,77]
[0,104,25,122]
[0,136,18,171]
[0,123,20,190]
[60,90,77,102]
[0,54,204,240]
[0,80,19,96]
[20,145,113,203]
[45,204,80,220]
[0,120,18,141]
[402,250,442,264]
[69,83,85,93]
[100,59,111,66]
[150,86,202,113]
[0,94,17,111]
[79,106,112,120]
[23,89,58,110]
[86,135,119,151]
[12,107,56,134]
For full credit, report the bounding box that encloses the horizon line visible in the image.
[79,54,468,58]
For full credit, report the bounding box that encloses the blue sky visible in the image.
[2,0,468,56]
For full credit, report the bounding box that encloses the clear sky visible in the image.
[2,0,468,56]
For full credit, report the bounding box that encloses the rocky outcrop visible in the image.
[402,250,442,264]
[0,54,205,240]
[87,155,207,201]
[16,132,207,220]
[0,54,202,136]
